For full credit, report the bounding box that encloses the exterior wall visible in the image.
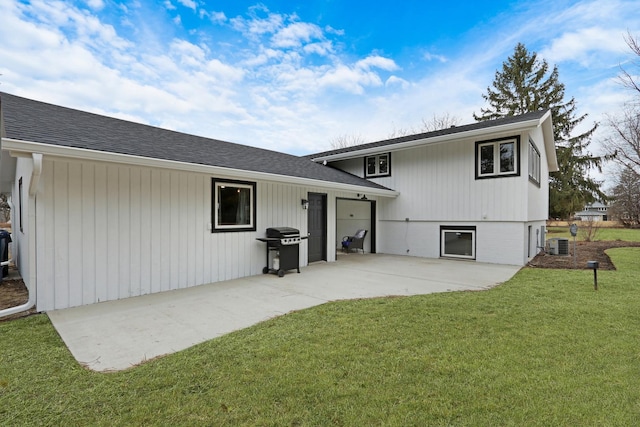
[32,157,357,311]
[332,129,551,265]
[378,220,536,266]
[526,127,551,222]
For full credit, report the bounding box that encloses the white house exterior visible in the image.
[1,92,556,315]
[310,110,557,266]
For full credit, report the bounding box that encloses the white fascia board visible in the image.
[539,111,559,172]
[310,116,549,162]
[3,138,399,198]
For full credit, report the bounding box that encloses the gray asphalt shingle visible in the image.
[0,92,389,191]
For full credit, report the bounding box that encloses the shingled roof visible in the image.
[307,109,550,160]
[0,92,390,191]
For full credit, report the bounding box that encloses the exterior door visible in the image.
[307,193,327,263]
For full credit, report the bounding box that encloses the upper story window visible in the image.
[365,153,391,178]
[528,139,541,185]
[212,178,256,232]
[476,136,520,179]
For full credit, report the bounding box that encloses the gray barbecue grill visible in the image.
[256,227,305,277]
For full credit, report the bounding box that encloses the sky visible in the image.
[1,0,639,182]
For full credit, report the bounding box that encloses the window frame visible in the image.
[211,178,257,233]
[364,153,391,178]
[475,136,521,179]
[528,139,541,186]
[440,226,476,260]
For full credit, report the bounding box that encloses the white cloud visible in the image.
[176,0,196,11]
[385,76,410,89]
[541,27,629,65]
[231,7,284,38]
[86,0,105,11]
[208,10,227,23]
[424,52,448,63]
[271,22,324,48]
[356,55,398,71]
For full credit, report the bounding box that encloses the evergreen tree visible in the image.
[474,43,606,219]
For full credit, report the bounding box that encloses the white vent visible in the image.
[547,237,569,256]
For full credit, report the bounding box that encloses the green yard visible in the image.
[2,248,640,425]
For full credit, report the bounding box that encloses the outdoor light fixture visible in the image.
[301,199,309,210]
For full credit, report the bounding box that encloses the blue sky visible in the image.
[1,0,639,170]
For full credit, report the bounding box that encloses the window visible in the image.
[364,153,391,177]
[476,136,520,179]
[528,139,541,185]
[440,226,476,259]
[211,179,256,232]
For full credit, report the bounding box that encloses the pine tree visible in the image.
[474,43,606,219]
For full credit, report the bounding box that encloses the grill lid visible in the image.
[267,227,300,238]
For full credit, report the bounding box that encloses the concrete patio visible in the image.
[47,254,521,372]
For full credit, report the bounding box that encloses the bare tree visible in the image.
[605,107,640,173]
[387,113,460,138]
[606,32,640,173]
[620,31,640,99]
[328,113,461,149]
[608,167,640,228]
[329,133,367,150]
[420,113,461,132]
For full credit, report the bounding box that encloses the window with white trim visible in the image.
[528,139,541,185]
[365,153,391,177]
[212,179,256,232]
[440,226,476,260]
[476,136,520,179]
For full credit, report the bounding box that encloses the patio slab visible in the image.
[47,254,520,372]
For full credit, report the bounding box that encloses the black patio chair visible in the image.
[341,229,368,254]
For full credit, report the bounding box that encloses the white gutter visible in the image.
[0,196,35,319]
[0,153,43,319]
[4,138,399,198]
[310,115,549,163]
[28,153,42,196]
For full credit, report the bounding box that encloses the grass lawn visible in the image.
[2,249,640,425]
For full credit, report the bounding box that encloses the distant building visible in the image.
[574,201,608,221]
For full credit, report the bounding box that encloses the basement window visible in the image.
[365,153,391,177]
[212,179,256,232]
[440,226,476,260]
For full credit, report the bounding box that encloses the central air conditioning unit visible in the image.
[547,237,570,256]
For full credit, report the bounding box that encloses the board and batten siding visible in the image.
[33,157,344,311]
[329,130,550,265]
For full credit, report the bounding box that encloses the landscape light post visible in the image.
[569,223,578,269]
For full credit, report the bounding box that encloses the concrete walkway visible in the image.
[47,254,520,372]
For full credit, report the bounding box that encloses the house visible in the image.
[574,201,608,222]
[308,109,557,265]
[0,92,556,315]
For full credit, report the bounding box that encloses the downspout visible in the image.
[0,153,42,319]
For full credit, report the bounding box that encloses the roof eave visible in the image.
[2,138,399,198]
[539,110,559,172]
[309,115,550,163]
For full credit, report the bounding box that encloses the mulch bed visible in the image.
[527,240,640,270]
[0,277,36,322]
[2,241,639,322]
